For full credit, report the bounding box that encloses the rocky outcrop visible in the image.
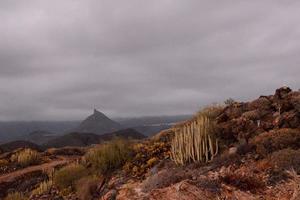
[217,87,300,144]
[104,87,300,200]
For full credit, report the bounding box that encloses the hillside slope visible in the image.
[44,128,145,148]
[0,121,79,143]
[1,87,299,200]
[26,130,58,145]
[98,87,300,200]
[0,140,42,153]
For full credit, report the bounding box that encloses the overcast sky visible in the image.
[0,0,299,121]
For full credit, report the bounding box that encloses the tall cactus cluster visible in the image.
[171,113,219,165]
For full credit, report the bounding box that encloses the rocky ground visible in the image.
[0,87,299,200]
[99,87,300,200]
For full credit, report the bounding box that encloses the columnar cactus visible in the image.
[171,114,218,165]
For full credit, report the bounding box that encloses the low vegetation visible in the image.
[54,164,88,190]
[141,168,188,192]
[46,147,86,156]
[0,159,9,167]
[31,180,53,196]
[268,148,300,173]
[75,176,100,200]
[220,169,265,193]
[84,138,132,174]
[4,192,27,200]
[11,148,40,167]
[252,128,300,157]
[224,98,236,106]
[123,141,170,178]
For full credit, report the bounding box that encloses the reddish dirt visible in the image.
[0,157,74,184]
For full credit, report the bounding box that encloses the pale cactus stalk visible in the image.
[171,114,219,165]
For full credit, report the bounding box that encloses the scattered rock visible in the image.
[228,147,238,155]
[101,189,117,200]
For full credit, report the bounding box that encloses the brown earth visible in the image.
[0,156,78,198]
[99,87,300,200]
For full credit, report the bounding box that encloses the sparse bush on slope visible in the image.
[220,169,265,193]
[84,138,132,174]
[75,176,100,200]
[11,148,40,167]
[31,180,53,196]
[268,148,300,173]
[0,159,9,167]
[252,128,300,157]
[224,98,236,106]
[54,164,88,190]
[123,141,171,178]
[4,192,27,200]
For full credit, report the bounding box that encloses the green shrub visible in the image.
[11,149,40,167]
[54,164,88,189]
[4,192,27,200]
[84,139,132,174]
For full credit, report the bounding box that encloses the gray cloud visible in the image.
[0,0,299,120]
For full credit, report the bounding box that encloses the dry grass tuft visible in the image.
[54,164,88,189]
[31,180,53,196]
[252,128,300,157]
[220,170,265,193]
[199,104,224,119]
[11,148,40,167]
[0,159,9,167]
[4,192,27,200]
[268,148,300,173]
[123,141,170,178]
[84,139,132,174]
[286,169,300,200]
[75,176,100,200]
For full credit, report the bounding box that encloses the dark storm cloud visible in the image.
[0,0,299,120]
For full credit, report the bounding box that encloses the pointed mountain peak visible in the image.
[92,109,108,119]
[93,109,102,115]
[74,109,122,134]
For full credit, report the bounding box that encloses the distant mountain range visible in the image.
[26,130,58,145]
[0,109,191,143]
[43,128,145,148]
[0,140,42,153]
[0,121,79,143]
[116,115,191,136]
[0,128,145,152]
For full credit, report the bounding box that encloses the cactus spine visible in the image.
[171,114,219,165]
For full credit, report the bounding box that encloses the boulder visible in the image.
[247,96,272,111]
[217,87,300,143]
[274,87,292,99]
